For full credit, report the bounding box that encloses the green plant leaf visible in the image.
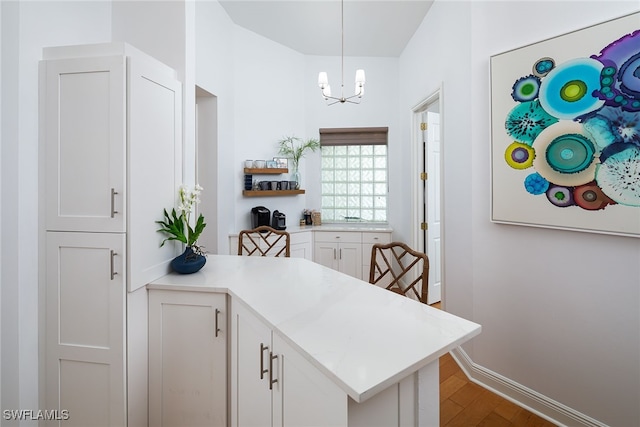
[156,208,187,246]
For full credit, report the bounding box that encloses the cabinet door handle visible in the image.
[260,343,269,380]
[269,352,278,390]
[339,248,342,259]
[333,248,336,259]
[214,308,221,337]
[110,188,119,218]
[110,250,118,280]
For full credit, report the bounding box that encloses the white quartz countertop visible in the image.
[148,255,480,403]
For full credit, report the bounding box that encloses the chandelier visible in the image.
[317,0,366,105]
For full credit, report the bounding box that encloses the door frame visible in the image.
[410,85,445,304]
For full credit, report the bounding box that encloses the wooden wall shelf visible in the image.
[243,189,305,197]
[244,168,288,174]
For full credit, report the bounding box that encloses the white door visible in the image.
[44,56,126,233]
[233,301,273,427]
[313,242,339,271]
[148,290,227,427]
[272,333,348,427]
[416,95,442,305]
[338,243,362,280]
[45,231,126,427]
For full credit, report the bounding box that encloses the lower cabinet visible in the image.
[230,299,348,427]
[45,231,127,427]
[148,290,227,427]
[147,288,438,427]
[314,231,393,280]
[289,230,313,259]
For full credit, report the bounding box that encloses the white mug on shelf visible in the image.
[245,160,253,168]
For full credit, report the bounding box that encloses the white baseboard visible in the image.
[449,348,607,427]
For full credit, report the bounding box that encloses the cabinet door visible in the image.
[290,241,312,260]
[148,291,227,427]
[338,242,362,280]
[231,300,273,427]
[44,56,126,233]
[45,231,126,427]
[272,334,347,427]
[290,231,313,260]
[313,242,339,270]
[127,55,182,292]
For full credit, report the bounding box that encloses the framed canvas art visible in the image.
[490,12,640,237]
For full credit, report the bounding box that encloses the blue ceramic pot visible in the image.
[171,246,206,274]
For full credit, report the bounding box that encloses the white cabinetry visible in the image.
[42,43,182,427]
[43,43,182,291]
[314,231,392,280]
[289,230,313,259]
[148,290,227,427]
[314,231,362,279]
[45,232,127,426]
[230,299,347,427]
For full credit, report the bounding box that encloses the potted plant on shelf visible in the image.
[277,135,320,189]
[156,184,207,274]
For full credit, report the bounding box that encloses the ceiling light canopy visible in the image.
[317,0,365,105]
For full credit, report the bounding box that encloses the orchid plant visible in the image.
[157,184,207,255]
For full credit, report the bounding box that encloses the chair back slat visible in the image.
[238,226,291,257]
[369,242,429,304]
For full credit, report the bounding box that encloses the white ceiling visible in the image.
[219,0,435,57]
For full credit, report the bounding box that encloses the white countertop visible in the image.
[148,255,480,403]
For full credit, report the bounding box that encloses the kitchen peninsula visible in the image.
[148,255,481,427]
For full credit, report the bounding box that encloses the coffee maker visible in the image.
[251,206,270,228]
[271,210,286,230]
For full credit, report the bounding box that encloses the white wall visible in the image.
[399,1,640,425]
[194,1,236,254]
[230,26,308,237]
[303,55,401,226]
[1,0,112,418]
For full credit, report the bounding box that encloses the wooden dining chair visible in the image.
[237,225,291,257]
[369,242,430,304]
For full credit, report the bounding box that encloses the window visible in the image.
[320,127,388,223]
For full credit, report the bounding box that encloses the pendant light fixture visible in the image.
[317,0,365,105]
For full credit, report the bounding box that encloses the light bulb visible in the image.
[318,72,329,88]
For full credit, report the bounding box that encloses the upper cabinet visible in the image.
[42,42,183,291]
[44,55,127,233]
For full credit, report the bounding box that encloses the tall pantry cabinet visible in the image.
[41,43,182,426]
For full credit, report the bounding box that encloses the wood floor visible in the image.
[433,303,557,427]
